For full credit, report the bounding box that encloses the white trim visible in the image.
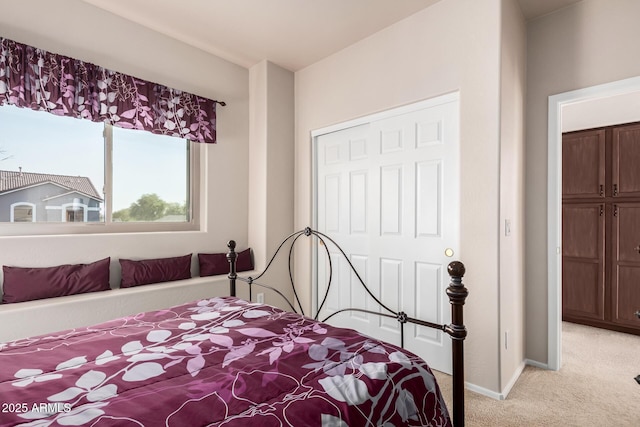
[547,75,640,371]
[460,361,526,401]
[524,358,549,370]
[465,382,503,401]
[501,361,526,399]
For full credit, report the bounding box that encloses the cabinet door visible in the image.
[611,203,640,329]
[562,203,605,321]
[612,123,640,198]
[562,129,605,199]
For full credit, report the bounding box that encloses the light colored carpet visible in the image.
[434,322,640,426]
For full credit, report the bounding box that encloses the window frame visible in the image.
[10,202,35,223]
[0,120,201,236]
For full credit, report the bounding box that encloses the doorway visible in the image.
[548,76,640,370]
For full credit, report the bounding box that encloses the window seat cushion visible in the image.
[120,254,192,288]
[198,248,253,276]
[1,257,111,304]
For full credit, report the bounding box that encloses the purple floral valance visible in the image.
[0,37,223,143]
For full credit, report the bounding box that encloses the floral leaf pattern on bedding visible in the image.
[0,297,451,426]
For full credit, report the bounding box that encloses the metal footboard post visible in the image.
[446,261,468,427]
[227,240,237,297]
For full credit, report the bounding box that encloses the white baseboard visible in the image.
[525,358,549,370]
[465,360,531,400]
[500,361,526,399]
[465,382,504,400]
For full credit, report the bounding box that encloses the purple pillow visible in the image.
[199,248,253,277]
[2,258,111,304]
[120,254,192,288]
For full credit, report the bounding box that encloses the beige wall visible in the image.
[525,0,640,363]
[0,0,250,325]
[248,60,295,306]
[295,0,505,394]
[499,0,527,391]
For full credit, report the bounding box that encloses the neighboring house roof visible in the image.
[0,170,103,201]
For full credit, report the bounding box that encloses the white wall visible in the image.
[525,0,640,364]
[0,0,250,328]
[248,60,295,306]
[562,91,640,132]
[295,0,504,394]
[499,0,527,393]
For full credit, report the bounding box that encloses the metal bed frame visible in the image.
[226,227,468,426]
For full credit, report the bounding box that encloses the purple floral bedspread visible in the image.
[0,297,451,426]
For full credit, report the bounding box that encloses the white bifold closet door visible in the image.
[315,93,459,374]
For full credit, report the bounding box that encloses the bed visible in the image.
[0,228,468,426]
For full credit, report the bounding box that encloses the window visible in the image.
[11,203,35,222]
[0,104,199,234]
[110,126,190,223]
[65,206,84,222]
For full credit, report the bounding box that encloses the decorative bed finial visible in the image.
[447,261,466,278]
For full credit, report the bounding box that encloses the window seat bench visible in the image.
[0,273,251,344]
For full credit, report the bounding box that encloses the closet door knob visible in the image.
[634,246,640,254]
[635,310,640,319]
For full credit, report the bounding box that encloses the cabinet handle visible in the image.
[600,185,604,196]
[635,310,640,319]
[613,184,618,196]
[634,246,640,254]
[600,205,604,216]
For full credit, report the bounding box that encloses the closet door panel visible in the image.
[562,129,605,199]
[613,267,640,327]
[613,123,640,198]
[562,203,605,321]
[612,203,640,329]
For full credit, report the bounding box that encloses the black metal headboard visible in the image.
[226,226,469,426]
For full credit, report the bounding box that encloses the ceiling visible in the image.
[517,0,583,21]
[80,0,582,72]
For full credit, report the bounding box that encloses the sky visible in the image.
[0,104,188,212]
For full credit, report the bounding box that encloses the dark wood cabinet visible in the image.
[612,124,640,198]
[563,123,640,335]
[611,202,640,329]
[562,203,605,321]
[562,129,605,199]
